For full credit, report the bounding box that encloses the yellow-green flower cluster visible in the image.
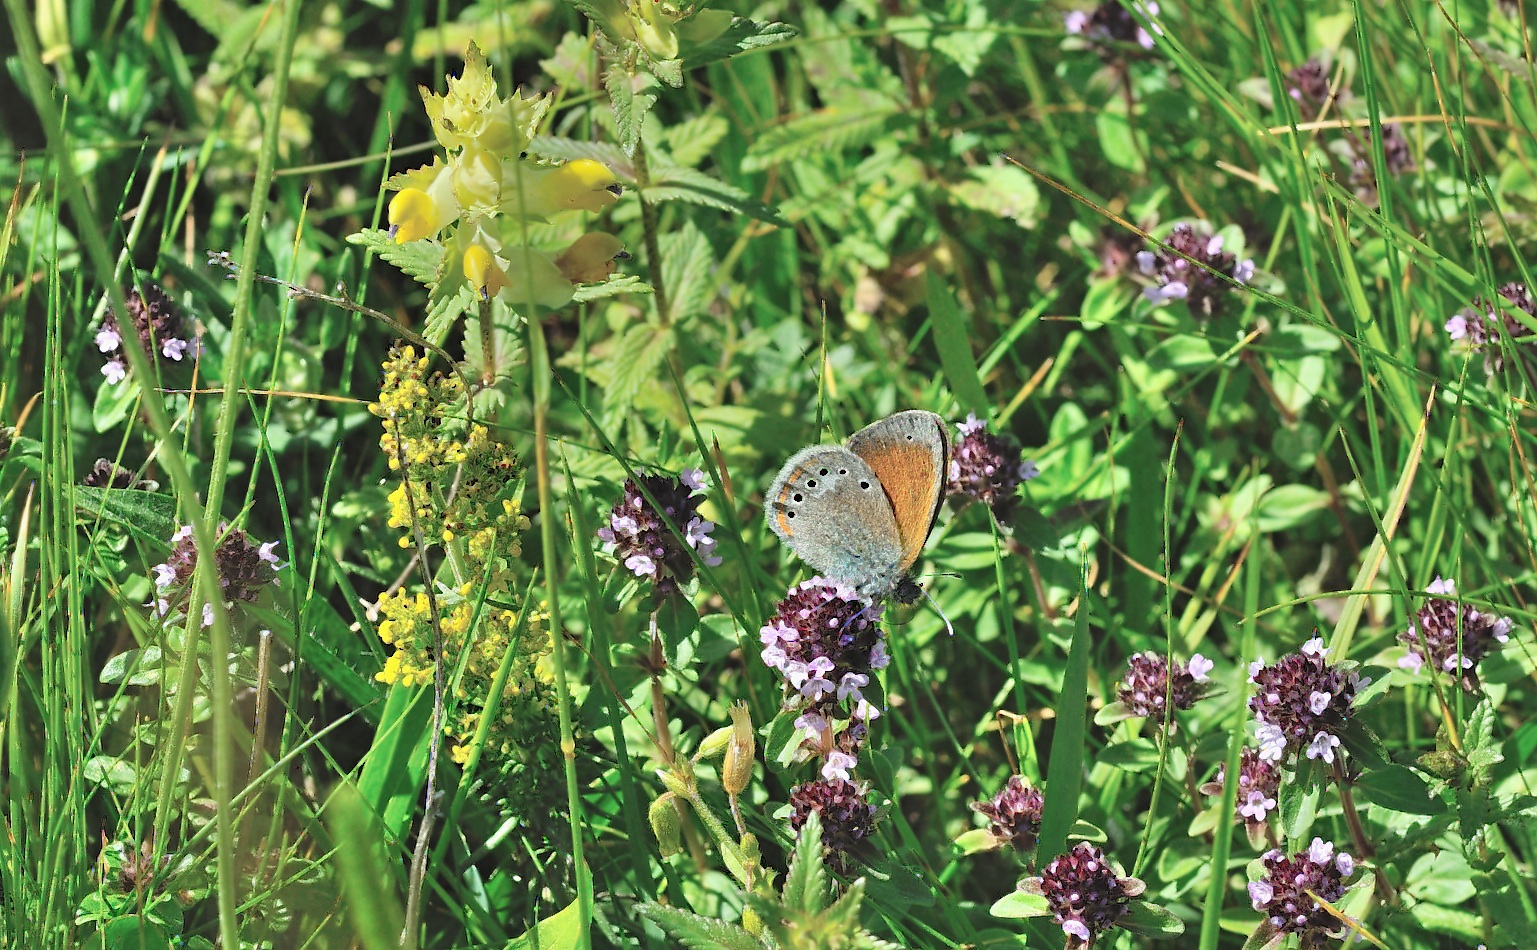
[369,345,551,768]
[586,0,734,63]
[386,43,626,310]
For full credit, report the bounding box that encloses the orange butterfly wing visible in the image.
[846,410,950,572]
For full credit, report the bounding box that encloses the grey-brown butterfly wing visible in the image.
[845,410,950,573]
[765,444,906,595]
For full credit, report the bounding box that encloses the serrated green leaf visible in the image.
[1356,764,1442,816]
[348,228,445,287]
[573,274,652,302]
[604,324,674,413]
[949,163,1039,228]
[605,63,659,155]
[782,811,827,912]
[74,487,178,548]
[742,106,906,173]
[680,17,796,70]
[644,164,786,227]
[635,902,762,950]
[424,284,477,348]
[660,220,717,322]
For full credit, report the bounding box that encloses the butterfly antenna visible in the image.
[919,584,954,638]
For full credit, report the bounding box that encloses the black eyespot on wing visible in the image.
[792,493,803,502]
[806,479,817,488]
[905,434,913,441]
[786,511,796,518]
[819,467,829,476]
[839,468,848,475]
[860,480,870,489]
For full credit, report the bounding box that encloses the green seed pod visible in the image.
[649,791,682,857]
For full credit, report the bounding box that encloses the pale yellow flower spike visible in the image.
[389,189,441,244]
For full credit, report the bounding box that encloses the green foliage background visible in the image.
[2,0,1536,946]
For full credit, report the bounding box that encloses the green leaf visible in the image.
[1356,763,1443,816]
[635,903,761,950]
[509,899,585,950]
[742,105,907,172]
[643,164,787,227]
[99,646,163,686]
[604,324,674,414]
[1096,107,1147,174]
[782,811,828,912]
[1096,737,1162,772]
[1253,484,1331,532]
[423,284,476,347]
[573,274,653,303]
[988,890,1050,919]
[348,228,444,288]
[327,782,404,948]
[1120,901,1186,938]
[926,272,989,416]
[948,163,1039,229]
[680,17,797,70]
[952,828,999,855]
[84,916,172,950]
[605,63,659,155]
[660,220,718,322]
[1037,567,1092,861]
[527,136,635,179]
[74,487,178,548]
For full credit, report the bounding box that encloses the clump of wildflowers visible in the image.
[1136,223,1255,317]
[1446,282,1537,375]
[150,522,283,627]
[1399,577,1513,691]
[1248,838,1358,950]
[1018,843,1146,948]
[970,775,1044,853]
[1248,637,1367,766]
[1286,59,1343,119]
[1276,58,1415,208]
[96,281,200,385]
[1199,747,1280,847]
[368,346,551,781]
[947,414,1037,521]
[1064,1,1161,57]
[380,43,626,310]
[1098,652,1215,726]
[787,776,878,874]
[598,468,720,599]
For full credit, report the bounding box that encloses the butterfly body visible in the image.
[765,410,950,602]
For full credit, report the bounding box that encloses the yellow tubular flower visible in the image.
[463,244,509,300]
[545,159,623,213]
[555,232,627,284]
[389,189,444,244]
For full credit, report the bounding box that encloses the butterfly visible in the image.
[765,410,950,605]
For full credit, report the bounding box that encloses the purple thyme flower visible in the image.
[1022,842,1146,948]
[149,521,283,626]
[1200,747,1281,845]
[1065,1,1161,57]
[970,775,1045,852]
[1286,59,1343,119]
[1248,838,1357,949]
[83,458,156,491]
[1136,223,1256,318]
[1248,638,1367,765]
[95,281,200,385]
[1445,282,1537,375]
[1114,651,1214,722]
[788,777,879,873]
[597,468,720,599]
[1398,576,1513,691]
[946,413,1037,520]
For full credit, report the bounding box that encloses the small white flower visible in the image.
[1135,250,1157,274]
[1188,654,1214,681]
[801,675,835,702]
[760,644,787,669]
[1398,650,1425,673]
[95,327,121,352]
[1308,690,1332,714]
[258,540,284,570]
[1239,790,1276,821]
[1248,879,1274,908]
[1336,852,1354,875]
[1301,637,1328,657]
[795,711,828,739]
[1248,659,1264,682]
[1307,837,1334,864]
[202,602,215,628]
[821,751,857,781]
[101,360,128,384]
[152,563,178,588]
[1445,314,1469,341]
[1206,235,1225,256]
[1061,920,1091,942]
[957,413,986,436]
[838,671,869,702]
[680,468,707,493]
[869,641,891,670]
[1233,258,1255,283]
[1426,576,1456,596]
[1256,723,1286,762]
[624,553,656,578]
[1306,731,1341,763]
[161,337,189,361]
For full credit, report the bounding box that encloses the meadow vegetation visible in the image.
[2,0,1536,947]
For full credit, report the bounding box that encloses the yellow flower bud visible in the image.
[649,791,683,857]
[722,700,755,797]
[555,232,627,284]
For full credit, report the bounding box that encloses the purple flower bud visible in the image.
[970,775,1044,852]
